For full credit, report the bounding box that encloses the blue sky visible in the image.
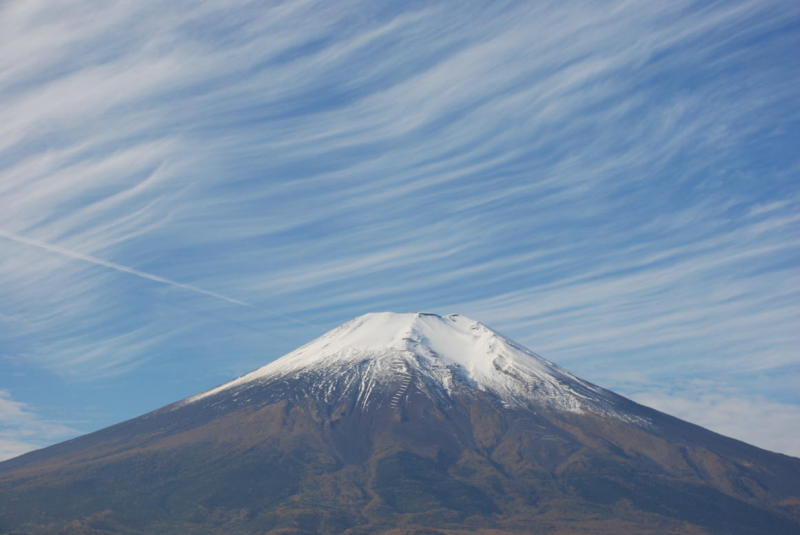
[1,0,798,460]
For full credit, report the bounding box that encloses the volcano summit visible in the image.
[1,312,799,534]
[187,312,632,416]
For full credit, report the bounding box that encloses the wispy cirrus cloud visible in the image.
[627,382,800,458]
[0,0,798,454]
[0,390,76,461]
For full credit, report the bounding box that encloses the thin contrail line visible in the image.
[0,229,250,307]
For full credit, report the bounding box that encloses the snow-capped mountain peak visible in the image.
[186,312,629,417]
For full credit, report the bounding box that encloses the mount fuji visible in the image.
[1,312,799,534]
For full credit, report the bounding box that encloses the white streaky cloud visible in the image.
[0,439,39,463]
[627,385,800,458]
[0,229,250,307]
[0,389,76,462]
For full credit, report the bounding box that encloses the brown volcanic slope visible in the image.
[1,313,799,535]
